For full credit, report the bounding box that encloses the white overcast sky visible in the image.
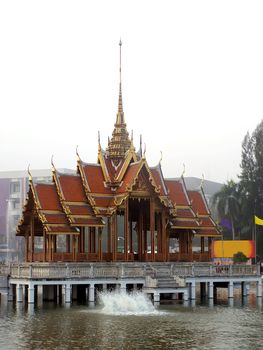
[1,0,263,183]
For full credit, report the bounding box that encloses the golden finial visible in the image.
[200,173,205,189]
[98,131,101,151]
[119,38,122,83]
[51,155,56,172]
[27,164,33,181]
[143,143,146,159]
[181,163,186,178]
[140,134,142,158]
[159,151,163,164]
[76,145,81,161]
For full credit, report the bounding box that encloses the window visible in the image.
[10,182,20,193]
[13,200,20,210]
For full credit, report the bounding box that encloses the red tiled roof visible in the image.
[82,164,112,194]
[68,205,94,216]
[165,180,189,206]
[104,156,125,181]
[195,228,220,236]
[188,190,208,215]
[35,183,62,211]
[170,219,199,229]
[47,226,77,234]
[44,214,68,224]
[57,174,86,202]
[176,208,195,219]
[150,166,167,196]
[117,161,142,193]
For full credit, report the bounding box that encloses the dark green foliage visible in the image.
[233,251,248,263]
[212,120,263,257]
[212,180,241,240]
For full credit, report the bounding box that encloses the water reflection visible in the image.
[0,299,263,349]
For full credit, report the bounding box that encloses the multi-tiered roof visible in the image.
[17,42,220,241]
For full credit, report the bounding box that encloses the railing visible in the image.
[6,262,260,280]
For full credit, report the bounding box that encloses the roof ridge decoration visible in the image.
[76,160,100,215]
[26,166,47,220]
[106,40,132,164]
[52,162,74,224]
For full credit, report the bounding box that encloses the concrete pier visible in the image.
[0,262,260,305]
[228,281,234,298]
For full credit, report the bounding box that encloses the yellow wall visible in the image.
[213,240,255,258]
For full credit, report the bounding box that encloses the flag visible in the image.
[254,215,263,226]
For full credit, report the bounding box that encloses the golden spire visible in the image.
[107,40,131,163]
[117,39,124,120]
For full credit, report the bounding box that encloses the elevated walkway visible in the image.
[0,262,261,304]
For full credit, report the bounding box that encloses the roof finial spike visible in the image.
[119,39,122,83]
[98,131,101,151]
[142,143,146,159]
[76,145,81,161]
[181,163,186,178]
[117,39,123,114]
[159,151,163,164]
[200,173,205,189]
[51,155,56,172]
[140,134,142,158]
[27,164,33,181]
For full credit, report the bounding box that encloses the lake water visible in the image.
[0,292,263,350]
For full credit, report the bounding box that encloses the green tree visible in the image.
[239,121,263,236]
[212,180,241,240]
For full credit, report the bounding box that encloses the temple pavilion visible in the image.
[17,42,221,263]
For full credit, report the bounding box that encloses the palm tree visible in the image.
[212,180,241,240]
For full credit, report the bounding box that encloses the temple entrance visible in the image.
[114,198,166,262]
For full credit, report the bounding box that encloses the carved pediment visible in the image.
[131,173,153,195]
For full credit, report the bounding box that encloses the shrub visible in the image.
[233,251,248,263]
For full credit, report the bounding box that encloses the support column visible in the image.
[228,281,234,298]
[153,292,160,303]
[107,217,111,254]
[28,284,35,304]
[161,212,167,261]
[65,284,71,303]
[183,290,189,301]
[30,216,35,262]
[139,210,144,260]
[129,217,133,254]
[190,281,196,300]
[16,284,23,303]
[73,235,77,261]
[8,284,14,302]
[257,279,262,298]
[201,237,204,253]
[242,282,248,297]
[111,215,117,261]
[200,282,206,298]
[66,235,70,253]
[89,284,95,302]
[208,281,214,299]
[37,285,43,305]
[98,228,102,261]
[157,213,162,255]
[124,199,129,261]
[120,282,126,293]
[25,230,29,262]
[150,198,155,262]
[43,231,47,262]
